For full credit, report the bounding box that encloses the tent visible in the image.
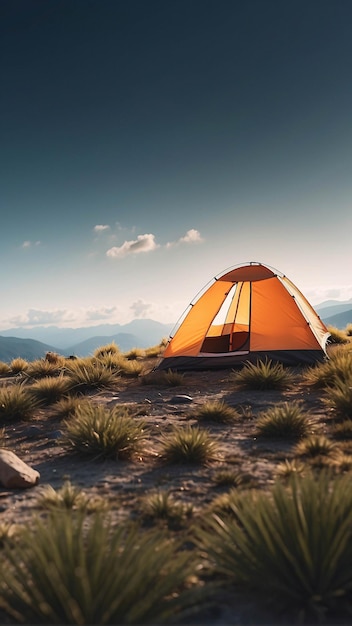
[156,262,330,371]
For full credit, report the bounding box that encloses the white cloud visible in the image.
[166,229,204,248]
[85,307,119,321]
[94,224,110,232]
[8,308,75,327]
[106,233,159,258]
[22,240,41,248]
[130,299,152,318]
[180,229,203,244]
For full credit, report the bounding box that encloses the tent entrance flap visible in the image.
[200,281,250,354]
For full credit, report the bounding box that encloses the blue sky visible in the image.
[1,0,352,330]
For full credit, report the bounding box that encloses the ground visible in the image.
[0,361,337,625]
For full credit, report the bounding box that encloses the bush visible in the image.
[303,348,352,388]
[323,378,352,420]
[327,326,349,344]
[230,358,294,390]
[193,400,241,424]
[63,404,147,460]
[28,376,71,406]
[65,360,119,394]
[0,385,39,421]
[197,471,352,622]
[159,425,218,464]
[256,401,309,439]
[1,512,203,624]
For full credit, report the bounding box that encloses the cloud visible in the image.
[85,307,119,321]
[94,224,110,232]
[130,299,152,318]
[106,233,159,258]
[166,229,204,248]
[8,308,75,327]
[22,240,41,248]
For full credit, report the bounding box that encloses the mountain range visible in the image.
[0,319,174,363]
[0,298,351,363]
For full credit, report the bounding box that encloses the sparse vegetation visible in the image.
[197,471,352,622]
[0,384,39,421]
[255,401,309,439]
[141,490,193,527]
[65,360,119,394]
[303,347,352,388]
[142,368,185,386]
[9,357,28,374]
[326,325,349,344]
[1,512,203,625]
[323,378,352,419]
[63,404,147,460]
[28,375,71,406]
[230,358,294,390]
[3,337,352,625]
[159,424,219,464]
[192,400,241,424]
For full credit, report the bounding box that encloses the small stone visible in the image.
[169,395,193,404]
[0,449,40,489]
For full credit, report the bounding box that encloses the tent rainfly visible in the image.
[156,262,330,371]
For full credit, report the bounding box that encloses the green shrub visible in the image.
[230,358,294,390]
[142,369,185,387]
[193,400,241,424]
[1,512,203,624]
[323,378,352,419]
[294,435,339,465]
[36,480,89,511]
[212,469,254,488]
[159,424,218,464]
[65,361,119,394]
[63,404,147,460]
[197,471,352,622]
[303,348,352,388]
[141,490,193,527]
[28,376,71,406]
[275,459,306,479]
[52,396,92,420]
[0,385,39,421]
[256,401,309,439]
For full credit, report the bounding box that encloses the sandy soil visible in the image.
[0,363,333,625]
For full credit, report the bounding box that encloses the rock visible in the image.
[0,449,40,489]
[169,395,193,404]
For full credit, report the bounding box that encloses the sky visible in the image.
[1,0,352,331]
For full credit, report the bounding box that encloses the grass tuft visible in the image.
[0,385,39,421]
[230,358,294,390]
[256,401,309,439]
[197,471,352,622]
[62,404,147,460]
[192,400,241,424]
[2,512,203,625]
[159,424,218,464]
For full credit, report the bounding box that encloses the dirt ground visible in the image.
[0,363,334,625]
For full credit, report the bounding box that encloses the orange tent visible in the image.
[156,262,330,371]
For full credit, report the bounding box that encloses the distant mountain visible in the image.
[315,298,352,320]
[68,333,145,357]
[322,310,352,330]
[0,319,174,350]
[0,336,64,363]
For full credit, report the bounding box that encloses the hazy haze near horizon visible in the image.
[1,0,352,331]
